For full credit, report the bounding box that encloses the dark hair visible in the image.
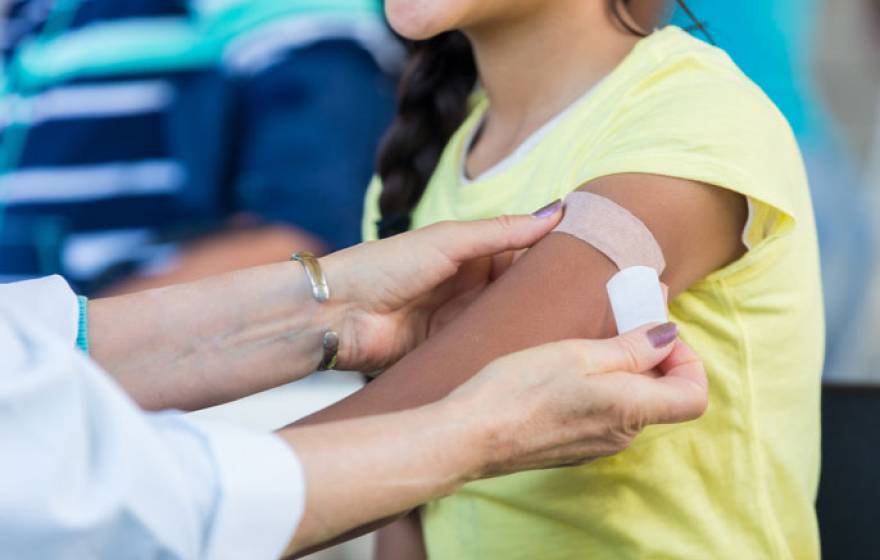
[376,1,710,238]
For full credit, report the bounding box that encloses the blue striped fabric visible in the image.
[0,1,398,294]
[3,0,188,57]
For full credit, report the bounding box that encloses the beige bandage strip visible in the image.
[553,191,666,274]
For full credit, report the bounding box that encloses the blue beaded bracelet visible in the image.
[76,296,89,354]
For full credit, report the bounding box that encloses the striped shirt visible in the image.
[0,0,401,293]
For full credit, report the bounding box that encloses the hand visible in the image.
[320,204,563,372]
[276,323,704,556]
[446,323,708,477]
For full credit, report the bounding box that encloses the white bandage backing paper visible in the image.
[606,266,667,334]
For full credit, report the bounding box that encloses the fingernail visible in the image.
[647,322,678,348]
[532,199,562,218]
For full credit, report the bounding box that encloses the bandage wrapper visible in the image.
[553,191,668,334]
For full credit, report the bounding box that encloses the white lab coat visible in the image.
[0,276,304,559]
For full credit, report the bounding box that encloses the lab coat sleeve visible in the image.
[0,275,78,345]
[0,301,305,560]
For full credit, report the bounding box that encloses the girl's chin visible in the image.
[385,0,465,40]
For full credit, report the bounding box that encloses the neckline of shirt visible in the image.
[453,26,682,194]
[458,82,601,186]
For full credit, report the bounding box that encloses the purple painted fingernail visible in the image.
[532,199,562,218]
[647,322,678,348]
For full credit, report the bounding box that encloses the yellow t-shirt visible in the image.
[363,26,824,560]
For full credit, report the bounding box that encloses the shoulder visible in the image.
[577,27,808,228]
[606,27,794,144]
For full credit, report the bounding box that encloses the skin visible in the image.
[83,212,708,556]
[282,327,707,555]
[300,0,748,556]
[89,211,564,411]
[301,178,744,557]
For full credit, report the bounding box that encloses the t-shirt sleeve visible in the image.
[577,61,807,251]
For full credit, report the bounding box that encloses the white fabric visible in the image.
[0,80,174,130]
[459,83,601,185]
[0,278,305,559]
[0,275,78,344]
[606,266,668,334]
[61,229,184,283]
[1,159,186,204]
[62,229,157,279]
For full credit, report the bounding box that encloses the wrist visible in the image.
[242,260,345,374]
[314,253,360,369]
[425,398,497,489]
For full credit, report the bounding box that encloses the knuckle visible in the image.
[685,386,710,420]
[616,335,643,373]
[608,395,645,448]
[491,214,519,237]
[562,341,592,373]
[599,417,635,456]
[540,340,590,374]
[425,220,464,262]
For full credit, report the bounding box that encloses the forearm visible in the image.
[287,234,616,556]
[279,400,484,555]
[298,234,619,423]
[296,175,744,424]
[288,235,620,556]
[89,261,342,411]
[376,512,425,560]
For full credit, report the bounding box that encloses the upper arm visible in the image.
[298,173,747,423]
[585,173,747,293]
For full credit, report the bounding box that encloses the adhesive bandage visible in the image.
[553,191,668,334]
[606,266,667,334]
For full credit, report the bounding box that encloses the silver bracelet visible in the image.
[291,252,338,370]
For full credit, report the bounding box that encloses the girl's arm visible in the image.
[281,322,707,557]
[298,173,746,423]
[88,212,562,412]
[293,173,746,556]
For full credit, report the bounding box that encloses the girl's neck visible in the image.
[468,2,638,121]
[463,2,641,176]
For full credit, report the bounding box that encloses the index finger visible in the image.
[632,341,709,425]
[422,205,563,265]
[657,341,706,389]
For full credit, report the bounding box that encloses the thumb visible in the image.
[634,340,708,424]
[571,322,680,375]
[421,201,563,265]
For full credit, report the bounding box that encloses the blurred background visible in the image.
[0,1,879,558]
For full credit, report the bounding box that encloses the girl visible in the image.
[299,1,824,558]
